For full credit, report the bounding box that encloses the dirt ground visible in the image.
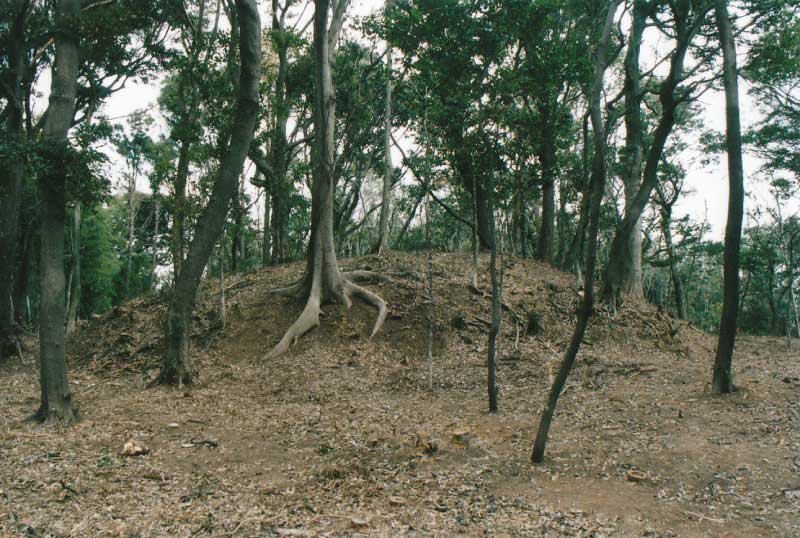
[1,253,798,537]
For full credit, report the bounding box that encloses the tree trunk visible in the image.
[13,217,34,328]
[32,0,81,423]
[711,0,745,394]
[562,114,590,279]
[0,0,28,361]
[531,0,621,463]
[266,0,387,359]
[268,1,291,265]
[373,0,394,255]
[662,213,686,320]
[155,0,261,386]
[151,197,160,288]
[619,0,647,298]
[65,203,81,335]
[487,207,500,414]
[602,2,701,310]
[535,100,556,264]
[262,185,271,265]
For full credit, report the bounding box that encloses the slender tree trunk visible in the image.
[32,0,81,423]
[125,174,137,297]
[532,0,621,463]
[13,217,34,328]
[487,206,500,414]
[535,100,556,264]
[563,114,590,279]
[262,186,271,265]
[151,197,160,288]
[156,0,261,386]
[374,0,394,255]
[711,0,745,394]
[0,0,28,360]
[269,1,291,265]
[393,192,423,248]
[65,203,81,334]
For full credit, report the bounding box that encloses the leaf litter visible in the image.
[1,252,798,537]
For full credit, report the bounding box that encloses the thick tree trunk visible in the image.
[711,0,744,394]
[156,0,261,386]
[32,0,81,423]
[267,0,387,359]
[65,203,81,335]
[619,0,647,298]
[0,1,28,360]
[532,0,621,463]
[374,0,394,255]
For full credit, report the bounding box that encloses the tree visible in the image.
[32,0,81,422]
[266,0,388,359]
[711,0,745,394]
[372,0,395,255]
[0,0,29,361]
[602,0,712,311]
[532,0,622,463]
[154,0,261,386]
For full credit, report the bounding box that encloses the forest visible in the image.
[0,0,799,536]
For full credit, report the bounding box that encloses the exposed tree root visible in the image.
[342,270,388,284]
[270,280,305,298]
[344,279,388,336]
[265,274,388,360]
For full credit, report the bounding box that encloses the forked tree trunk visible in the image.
[0,0,28,361]
[711,0,744,394]
[531,0,621,463]
[155,0,261,386]
[32,0,81,423]
[266,0,387,359]
[602,2,704,310]
[373,0,394,255]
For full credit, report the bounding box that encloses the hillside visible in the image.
[1,252,798,537]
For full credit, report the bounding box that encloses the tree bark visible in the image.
[535,99,556,264]
[155,0,261,386]
[532,0,621,463]
[32,0,81,423]
[0,0,29,360]
[65,202,81,334]
[711,0,744,394]
[487,207,500,414]
[618,0,647,298]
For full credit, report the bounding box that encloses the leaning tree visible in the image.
[266,0,388,358]
[154,0,261,386]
